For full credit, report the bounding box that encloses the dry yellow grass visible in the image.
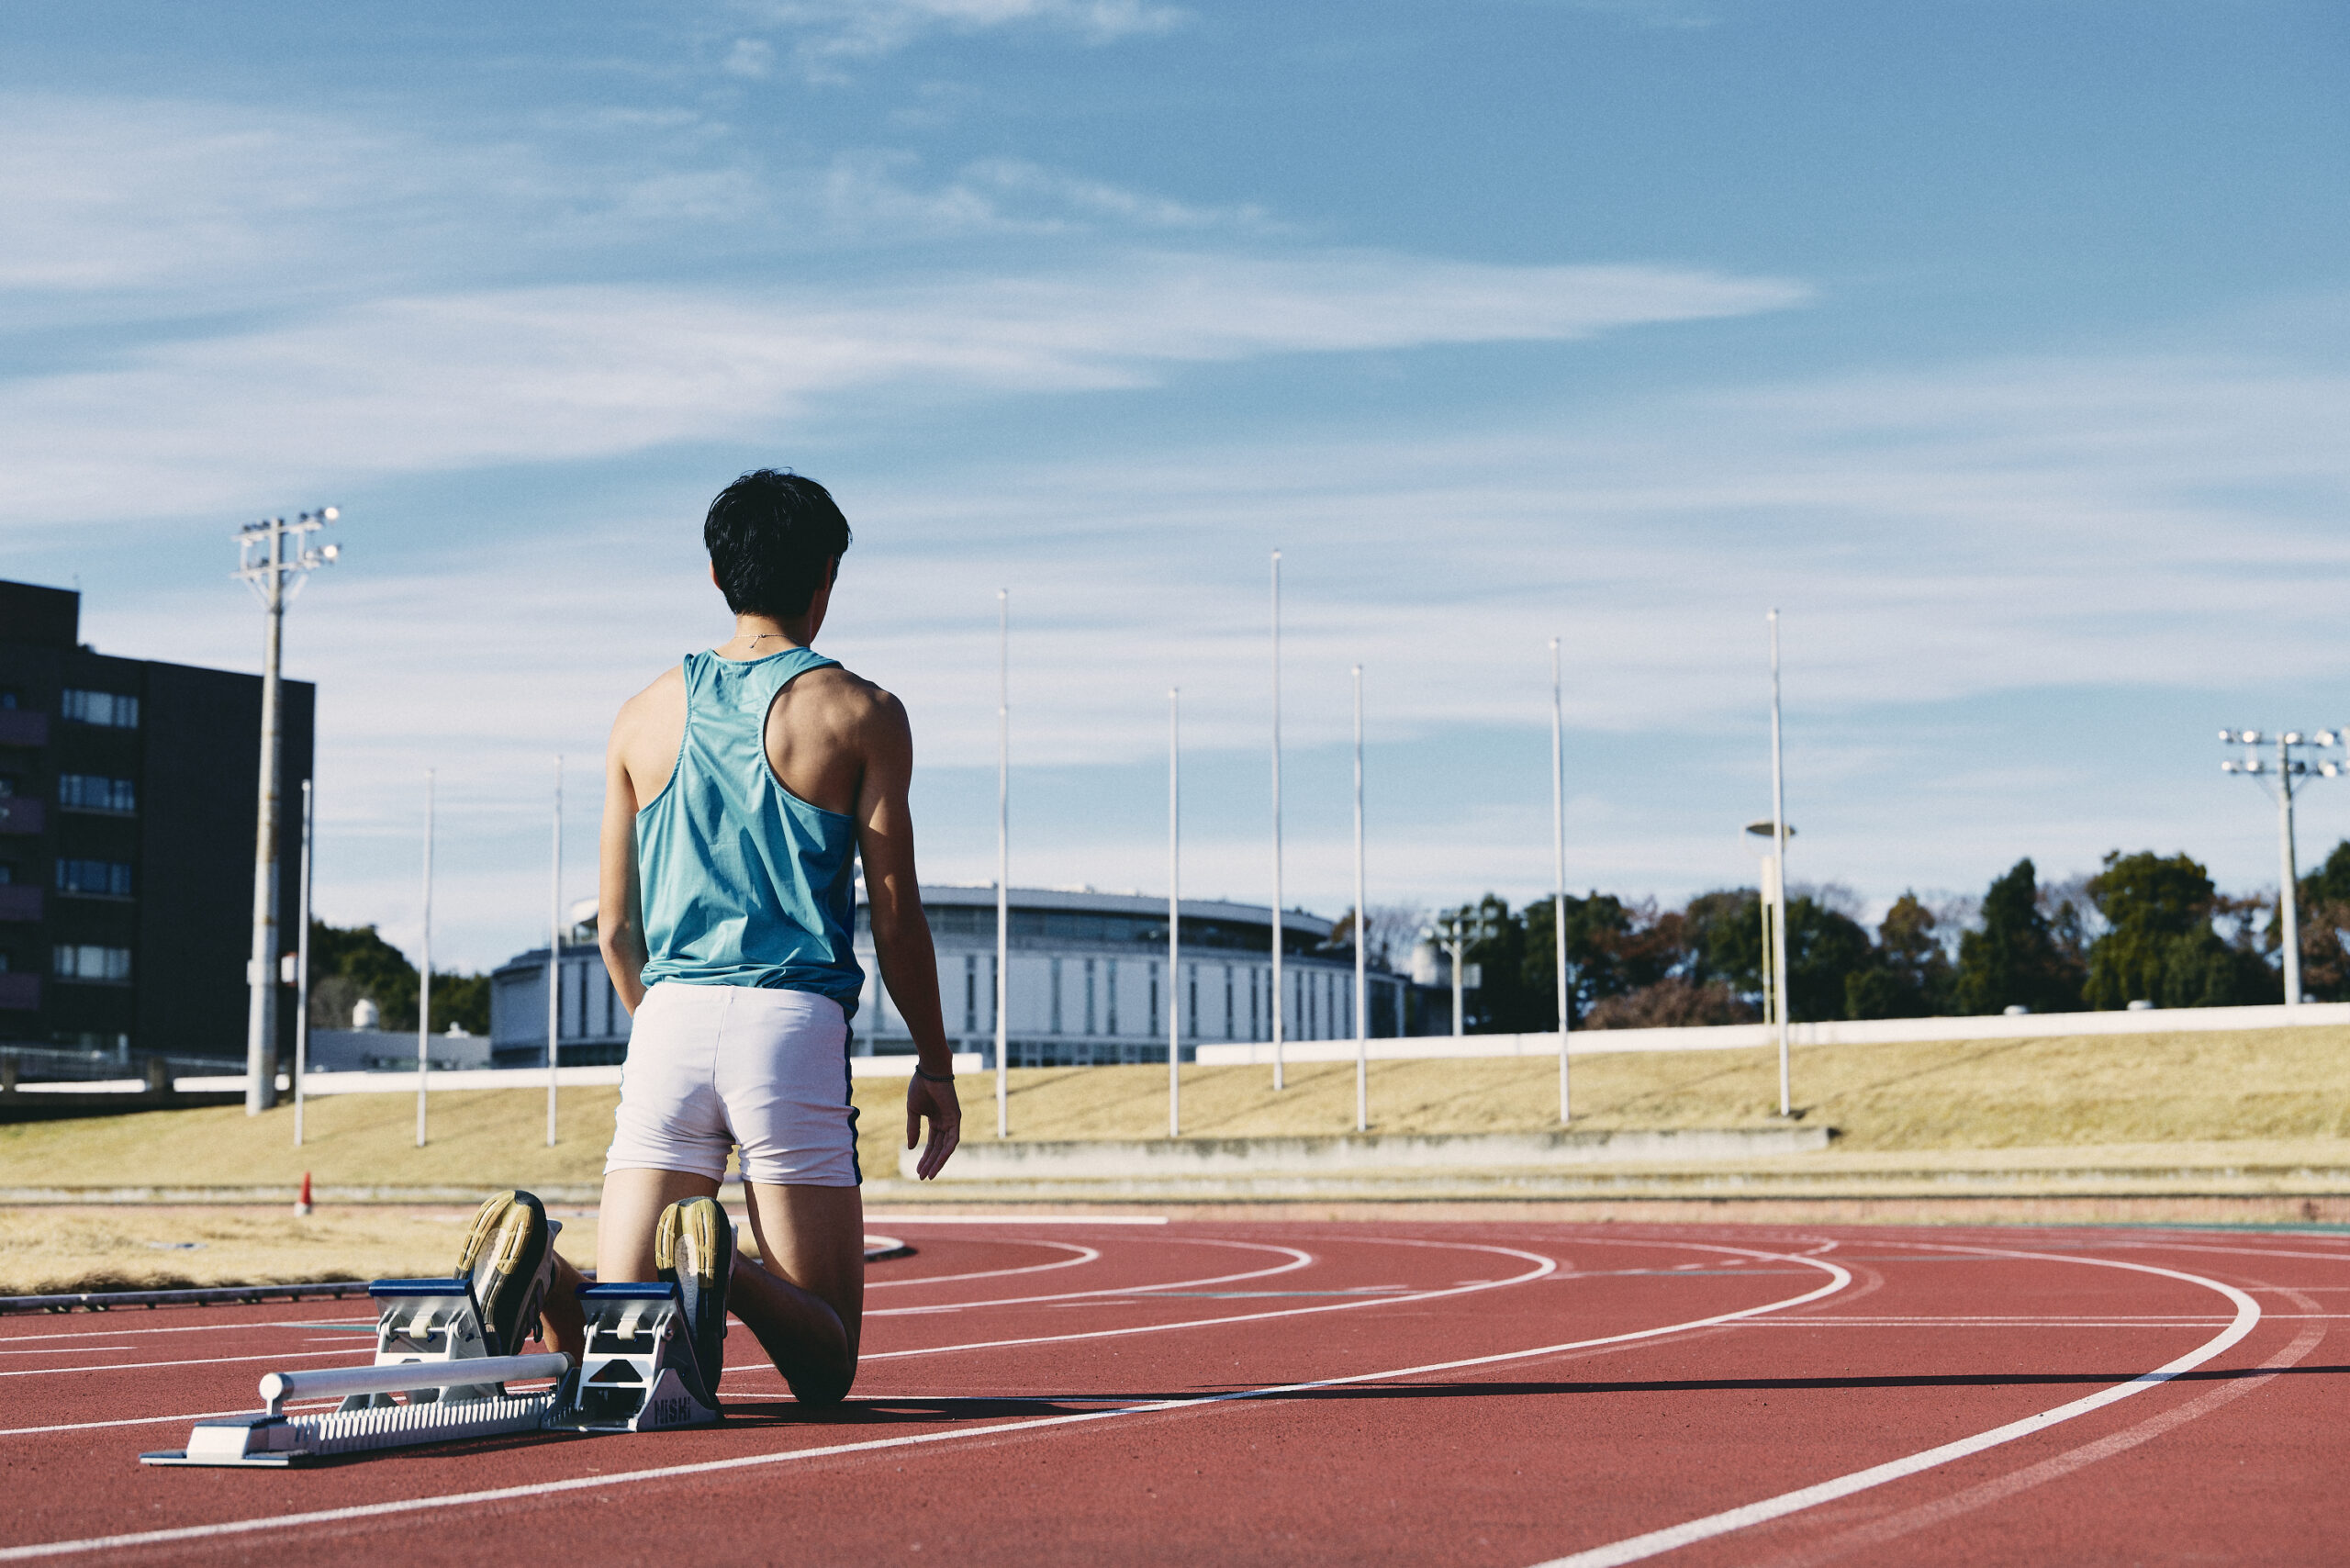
[2,1024,2347,1198]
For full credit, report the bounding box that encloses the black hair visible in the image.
[703,469,852,620]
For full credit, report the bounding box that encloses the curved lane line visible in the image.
[1523,1244,2263,1568]
[0,1240,1851,1560]
[867,1239,1314,1318]
[866,1242,1101,1291]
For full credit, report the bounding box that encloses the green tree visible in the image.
[306,922,491,1036]
[2081,850,2271,1009]
[1953,859,2084,1014]
[1845,892,1953,1019]
[2293,840,2350,1002]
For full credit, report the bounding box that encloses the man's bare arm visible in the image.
[598,706,651,1014]
[853,689,960,1179]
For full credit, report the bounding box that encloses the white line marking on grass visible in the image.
[2,1241,1849,1562]
[867,1242,1101,1290]
[1521,1245,2262,1568]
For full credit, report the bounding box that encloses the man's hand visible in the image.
[905,1075,962,1181]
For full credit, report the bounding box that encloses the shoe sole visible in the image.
[457,1190,552,1357]
[668,1196,732,1407]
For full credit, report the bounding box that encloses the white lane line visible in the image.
[1522,1245,2263,1568]
[862,1215,1169,1225]
[2,1242,1850,1561]
[0,1347,130,1355]
[0,1347,376,1381]
[867,1239,1313,1318]
[0,1317,373,1346]
[744,1238,1521,1371]
[867,1242,1101,1290]
[1753,1321,2330,1568]
[0,1398,344,1439]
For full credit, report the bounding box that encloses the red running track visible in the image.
[1,1216,2346,1565]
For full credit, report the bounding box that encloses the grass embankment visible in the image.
[6,1024,2350,1289]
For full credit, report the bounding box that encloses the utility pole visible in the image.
[1551,636,1569,1125]
[1269,550,1285,1091]
[547,755,562,1148]
[235,508,339,1114]
[1168,686,1181,1138]
[2221,729,2344,1006]
[997,589,1011,1138]
[1427,906,1489,1036]
[1767,610,1792,1118]
[293,778,314,1148]
[1352,664,1367,1134]
[417,768,434,1148]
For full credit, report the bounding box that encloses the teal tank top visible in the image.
[635,647,864,1014]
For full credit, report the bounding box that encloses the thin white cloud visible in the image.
[0,254,1804,524]
[744,0,1185,72]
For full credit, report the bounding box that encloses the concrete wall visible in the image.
[1194,1000,2350,1065]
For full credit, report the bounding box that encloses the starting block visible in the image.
[141,1273,719,1468]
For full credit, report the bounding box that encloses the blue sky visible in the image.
[3,1,2346,970]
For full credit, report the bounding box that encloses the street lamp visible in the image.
[233,507,340,1114]
[2219,727,2343,1007]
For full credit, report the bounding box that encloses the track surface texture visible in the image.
[2,1216,2344,1565]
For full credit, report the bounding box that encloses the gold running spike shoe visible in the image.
[453,1190,554,1358]
[658,1195,733,1407]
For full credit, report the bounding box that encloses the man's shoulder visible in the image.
[795,662,904,729]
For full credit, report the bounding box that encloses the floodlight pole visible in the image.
[417,768,434,1149]
[293,778,313,1148]
[236,507,339,1114]
[2220,729,2344,1007]
[1768,610,1791,1118]
[1551,636,1569,1124]
[1169,686,1181,1138]
[1270,549,1285,1089]
[1353,664,1367,1134]
[997,589,1011,1137]
[547,755,562,1148]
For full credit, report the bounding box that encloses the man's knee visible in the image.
[783,1355,856,1406]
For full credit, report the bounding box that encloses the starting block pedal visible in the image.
[140,1268,719,1467]
[543,1282,721,1433]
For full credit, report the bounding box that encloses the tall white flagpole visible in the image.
[293,778,313,1147]
[1169,686,1181,1137]
[546,754,562,1148]
[1352,664,1367,1133]
[1551,638,1570,1125]
[416,768,434,1148]
[1270,550,1285,1089]
[996,588,1010,1139]
[1768,610,1792,1118]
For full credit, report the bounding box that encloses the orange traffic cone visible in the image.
[295,1170,313,1217]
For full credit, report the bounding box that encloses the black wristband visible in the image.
[913,1067,956,1084]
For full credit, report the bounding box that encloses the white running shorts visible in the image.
[604,982,860,1187]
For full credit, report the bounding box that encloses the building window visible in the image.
[1148,962,1159,1038]
[1248,967,1259,1039]
[56,858,133,898]
[0,689,16,709]
[0,862,12,886]
[963,955,978,1035]
[1049,958,1063,1034]
[52,944,132,983]
[61,689,139,729]
[1224,965,1235,1038]
[990,955,999,1031]
[59,774,136,814]
[1105,959,1119,1036]
[1187,963,1198,1037]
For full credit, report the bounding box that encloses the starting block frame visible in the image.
[141,1271,719,1468]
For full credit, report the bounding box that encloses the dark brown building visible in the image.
[0,579,311,1069]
